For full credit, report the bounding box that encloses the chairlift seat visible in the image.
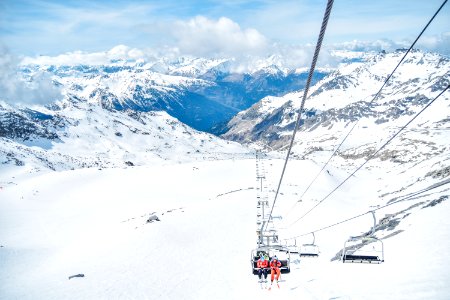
[299,244,319,257]
[342,254,383,263]
[288,234,320,257]
[251,246,291,275]
[341,211,385,264]
[300,252,319,257]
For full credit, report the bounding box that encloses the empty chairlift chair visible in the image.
[285,239,300,254]
[341,211,384,264]
[299,232,320,257]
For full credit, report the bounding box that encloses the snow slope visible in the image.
[0,97,250,173]
[1,156,449,299]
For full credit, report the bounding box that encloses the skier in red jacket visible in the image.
[270,256,281,283]
[256,254,269,281]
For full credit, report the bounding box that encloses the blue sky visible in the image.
[0,0,449,57]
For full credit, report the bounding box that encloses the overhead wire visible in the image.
[263,0,335,232]
[285,0,449,216]
[284,177,450,241]
[288,83,450,227]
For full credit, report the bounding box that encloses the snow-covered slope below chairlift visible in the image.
[0,156,449,300]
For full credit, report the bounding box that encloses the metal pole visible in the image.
[259,221,266,247]
[370,211,376,236]
[262,199,265,221]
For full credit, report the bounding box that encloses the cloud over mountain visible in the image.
[0,47,62,105]
[331,33,450,54]
[21,45,147,66]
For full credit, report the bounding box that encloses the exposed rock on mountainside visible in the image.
[222,50,450,162]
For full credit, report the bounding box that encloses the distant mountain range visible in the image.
[19,56,328,134]
[1,49,448,173]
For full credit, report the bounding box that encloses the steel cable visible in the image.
[288,83,449,227]
[264,0,335,231]
[288,0,449,214]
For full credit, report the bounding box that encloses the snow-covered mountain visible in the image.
[4,51,323,172]
[0,95,250,173]
[222,50,449,155]
[19,53,328,133]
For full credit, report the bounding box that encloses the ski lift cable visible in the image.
[263,0,335,232]
[287,84,450,228]
[288,211,369,241]
[284,176,450,240]
[285,0,449,216]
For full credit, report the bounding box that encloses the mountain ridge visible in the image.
[18,52,330,133]
[222,49,450,153]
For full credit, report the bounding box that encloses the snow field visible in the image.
[0,160,257,299]
[1,157,449,299]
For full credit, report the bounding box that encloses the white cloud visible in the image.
[18,41,340,74]
[416,32,450,54]
[330,39,408,52]
[21,45,148,66]
[16,28,449,78]
[0,47,62,105]
[170,16,269,57]
[328,33,450,55]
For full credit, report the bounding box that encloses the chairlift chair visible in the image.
[299,232,320,257]
[251,245,291,275]
[341,211,384,264]
[257,230,279,246]
[285,239,300,254]
[256,221,282,247]
[342,236,384,263]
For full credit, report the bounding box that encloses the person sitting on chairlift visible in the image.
[270,255,282,284]
[256,254,269,281]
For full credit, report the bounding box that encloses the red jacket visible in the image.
[270,259,281,269]
[257,258,268,268]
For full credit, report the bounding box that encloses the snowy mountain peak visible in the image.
[222,50,450,150]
